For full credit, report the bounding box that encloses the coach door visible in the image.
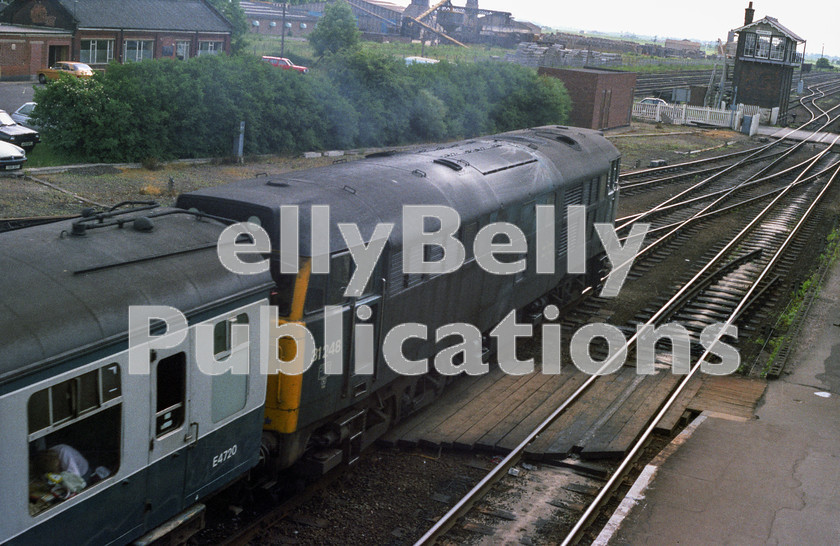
[146,341,192,530]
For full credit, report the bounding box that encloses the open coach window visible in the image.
[27,364,122,516]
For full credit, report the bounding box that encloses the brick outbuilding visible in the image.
[538,67,636,130]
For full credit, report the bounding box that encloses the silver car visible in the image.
[11,102,37,128]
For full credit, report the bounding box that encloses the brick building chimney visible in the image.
[744,2,755,25]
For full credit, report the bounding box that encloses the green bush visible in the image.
[32,52,571,162]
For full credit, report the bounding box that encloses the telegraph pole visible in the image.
[281,3,287,58]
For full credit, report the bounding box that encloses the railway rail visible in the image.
[414,137,840,546]
[410,81,840,545]
[8,76,840,545]
[196,81,840,544]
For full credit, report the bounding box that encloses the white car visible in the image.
[639,97,668,106]
[0,140,27,172]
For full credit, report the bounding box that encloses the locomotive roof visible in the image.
[177,126,619,256]
[0,208,272,383]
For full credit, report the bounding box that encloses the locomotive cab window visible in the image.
[327,253,352,305]
[27,364,122,516]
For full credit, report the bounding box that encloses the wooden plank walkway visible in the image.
[382,365,767,460]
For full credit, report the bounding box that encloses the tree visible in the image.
[308,0,361,58]
[815,57,833,70]
[206,0,249,54]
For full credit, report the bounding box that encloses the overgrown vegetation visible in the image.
[307,0,361,58]
[759,227,840,377]
[815,57,836,70]
[32,51,570,163]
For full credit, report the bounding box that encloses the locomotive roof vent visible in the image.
[433,158,464,171]
[266,180,290,188]
[133,217,154,232]
[557,135,580,148]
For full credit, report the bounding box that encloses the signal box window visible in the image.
[156,353,186,437]
[27,364,122,516]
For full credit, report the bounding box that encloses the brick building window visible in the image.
[124,40,154,62]
[176,41,190,60]
[80,39,114,64]
[197,41,224,56]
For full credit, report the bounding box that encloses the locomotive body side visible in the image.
[177,125,621,473]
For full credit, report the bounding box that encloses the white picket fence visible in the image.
[632,102,743,129]
[633,101,775,130]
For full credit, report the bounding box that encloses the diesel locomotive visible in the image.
[0,125,619,545]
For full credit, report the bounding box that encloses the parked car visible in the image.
[38,61,94,84]
[11,102,38,128]
[0,110,40,152]
[261,56,308,73]
[640,97,669,106]
[0,140,26,172]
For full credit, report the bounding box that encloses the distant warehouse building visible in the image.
[0,0,232,81]
[538,67,636,130]
[241,0,318,38]
[664,38,703,58]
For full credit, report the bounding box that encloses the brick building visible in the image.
[538,67,636,130]
[0,0,232,81]
[731,2,804,123]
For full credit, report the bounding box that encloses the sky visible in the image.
[398,0,840,58]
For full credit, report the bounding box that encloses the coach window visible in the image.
[214,313,250,358]
[155,353,185,437]
[212,314,250,422]
[27,363,122,516]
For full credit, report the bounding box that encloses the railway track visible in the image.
[400,79,840,544]
[10,76,840,545]
[413,133,840,544]
[618,145,791,196]
[215,136,840,543]
[200,86,840,543]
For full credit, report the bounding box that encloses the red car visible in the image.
[261,56,308,73]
